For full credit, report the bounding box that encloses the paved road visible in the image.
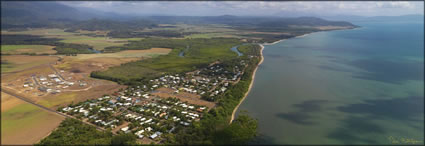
[1,88,105,131]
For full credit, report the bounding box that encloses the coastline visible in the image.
[230,43,265,123]
[260,32,313,46]
[229,33,301,123]
[229,28,355,123]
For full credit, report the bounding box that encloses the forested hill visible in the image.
[256,17,356,27]
[1,1,85,20]
[1,1,88,28]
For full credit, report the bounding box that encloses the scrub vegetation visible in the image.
[91,38,242,84]
[37,118,137,145]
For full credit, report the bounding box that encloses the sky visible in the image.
[61,1,424,17]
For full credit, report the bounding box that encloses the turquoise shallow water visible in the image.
[237,20,424,144]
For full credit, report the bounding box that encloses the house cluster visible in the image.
[58,60,249,142]
[60,92,208,141]
[22,70,87,94]
[136,61,247,101]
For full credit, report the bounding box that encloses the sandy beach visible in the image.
[230,44,265,123]
[262,39,285,45]
[260,32,313,46]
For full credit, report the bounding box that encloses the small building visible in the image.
[149,133,158,139]
[108,100,117,104]
[145,127,153,132]
[38,87,48,92]
[121,126,129,132]
[39,77,47,81]
[54,78,61,82]
[48,74,58,78]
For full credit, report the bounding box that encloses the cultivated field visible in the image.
[1,45,56,55]
[1,28,74,36]
[184,33,241,39]
[58,35,141,51]
[56,48,171,71]
[2,28,141,51]
[1,55,58,73]
[1,92,65,145]
[74,48,171,60]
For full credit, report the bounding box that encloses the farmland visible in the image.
[1,92,65,145]
[1,45,56,55]
[58,35,141,51]
[184,33,241,39]
[1,55,58,73]
[1,28,141,51]
[74,48,171,60]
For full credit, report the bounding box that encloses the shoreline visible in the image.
[261,32,314,46]
[229,27,357,123]
[230,43,265,123]
[230,33,307,123]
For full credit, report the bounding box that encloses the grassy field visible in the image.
[74,48,171,60]
[55,47,171,72]
[1,92,64,145]
[184,33,241,39]
[1,28,74,36]
[146,24,236,33]
[2,28,141,51]
[37,93,78,108]
[58,35,141,51]
[1,45,56,54]
[1,55,58,73]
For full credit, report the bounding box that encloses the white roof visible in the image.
[150,134,158,139]
[121,126,129,131]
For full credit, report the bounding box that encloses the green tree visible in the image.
[111,133,137,145]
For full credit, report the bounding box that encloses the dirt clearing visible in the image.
[152,87,215,109]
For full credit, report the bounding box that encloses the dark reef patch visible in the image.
[337,96,424,121]
[276,100,328,125]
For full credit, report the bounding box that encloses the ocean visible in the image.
[237,19,424,144]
